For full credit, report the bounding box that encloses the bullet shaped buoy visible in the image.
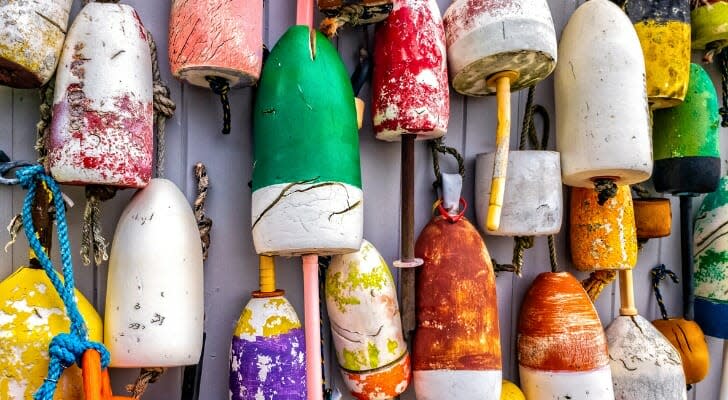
[0,267,102,399]
[230,256,306,399]
[252,26,363,256]
[0,0,72,88]
[327,240,410,399]
[518,272,614,399]
[556,0,652,189]
[652,63,721,195]
[414,216,501,400]
[372,0,449,142]
[104,179,204,367]
[652,318,710,384]
[48,3,153,188]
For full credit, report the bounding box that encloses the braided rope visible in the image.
[651,264,679,320]
[194,163,212,261]
[80,186,115,266]
[718,48,728,128]
[147,27,176,178]
[429,138,465,191]
[582,270,617,301]
[125,367,166,399]
[206,77,232,135]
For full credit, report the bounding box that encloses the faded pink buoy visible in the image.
[169,0,263,134]
[48,2,153,188]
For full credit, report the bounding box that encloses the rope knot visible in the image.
[16,165,45,189]
[594,178,618,205]
[651,264,679,320]
[205,76,232,135]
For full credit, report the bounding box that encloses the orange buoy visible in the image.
[633,198,672,240]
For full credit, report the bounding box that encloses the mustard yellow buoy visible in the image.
[633,198,672,240]
[501,379,525,400]
[0,266,102,399]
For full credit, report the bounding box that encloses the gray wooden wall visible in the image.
[1,0,727,399]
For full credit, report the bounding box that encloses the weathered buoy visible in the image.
[570,185,638,271]
[104,179,204,367]
[691,0,728,51]
[0,266,102,399]
[518,272,614,399]
[229,256,306,399]
[606,270,687,399]
[413,215,501,400]
[622,0,691,109]
[0,0,72,88]
[556,0,651,190]
[633,198,672,240]
[652,318,710,385]
[652,63,721,195]
[168,0,263,134]
[475,150,562,236]
[251,25,362,256]
[48,2,153,188]
[444,0,556,230]
[318,0,393,36]
[500,380,525,400]
[372,0,449,142]
[327,240,410,399]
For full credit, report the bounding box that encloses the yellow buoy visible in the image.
[501,379,525,400]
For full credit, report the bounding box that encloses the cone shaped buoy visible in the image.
[229,257,306,399]
[652,318,710,384]
[251,25,363,256]
[652,63,721,195]
[413,216,501,400]
[570,185,638,271]
[475,150,563,236]
[372,0,449,142]
[327,240,410,399]
[48,3,153,188]
[443,0,557,96]
[0,267,102,399]
[623,0,691,109]
[518,272,614,399]
[169,0,262,88]
[691,0,728,50]
[104,179,204,367]
[0,0,72,88]
[556,0,651,188]
[633,198,672,240]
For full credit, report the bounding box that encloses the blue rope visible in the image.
[14,165,110,400]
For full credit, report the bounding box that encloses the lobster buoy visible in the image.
[691,0,728,50]
[652,318,710,384]
[606,270,687,399]
[47,2,153,188]
[252,25,362,256]
[327,240,410,399]
[518,272,614,399]
[475,150,562,236]
[556,0,651,189]
[169,0,263,135]
[230,256,306,399]
[372,0,449,142]
[0,266,102,399]
[318,0,393,36]
[413,215,501,400]
[633,198,672,240]
[652,63,721,195]
[622,0,691,109]
[500,380,525,400]
[0,0,72,88]
[104,179,204,367]
[570,185,638,271]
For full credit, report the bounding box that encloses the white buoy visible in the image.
[104,179,204,367]
[555,0,652,189]
[475,150,562,236]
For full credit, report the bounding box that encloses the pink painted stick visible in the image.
[296,0,314,27]
[302,254,323,400]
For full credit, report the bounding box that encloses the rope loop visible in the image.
[717,48,728,128]
[651,264,679,320]
[429,138,465,192]
[206,76,232,135]
[436,197,467,223]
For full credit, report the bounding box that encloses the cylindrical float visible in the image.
[570,185,638,271]
[372,0,449,142]
[652,63,721,195]
[556,0,652,189]
[327,240,410,399]
[0,266,102,399]
[230,256,306,399]
[622,0,691,109]
[0,0,72,88]
[475,150,562,236]
[518,272,614,399]
[104,179,204,367]
[252,25,362,256]
[652,318,710,385]
[413,215,501,400]
[691,0,728,50]
[633,198,672,240]
[47,2,153,188]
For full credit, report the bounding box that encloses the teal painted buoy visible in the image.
[652,63,721,195]
[251,25,363,256]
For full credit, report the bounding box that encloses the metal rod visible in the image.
[680,195,695,320]
[399,134,417,339]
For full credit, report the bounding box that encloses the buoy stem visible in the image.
[618,269,638,316]
[486,71,518,231]
[259,256,276,293]
[302,254,323,400]
[680,195,695,320]
[296,0,314,27]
